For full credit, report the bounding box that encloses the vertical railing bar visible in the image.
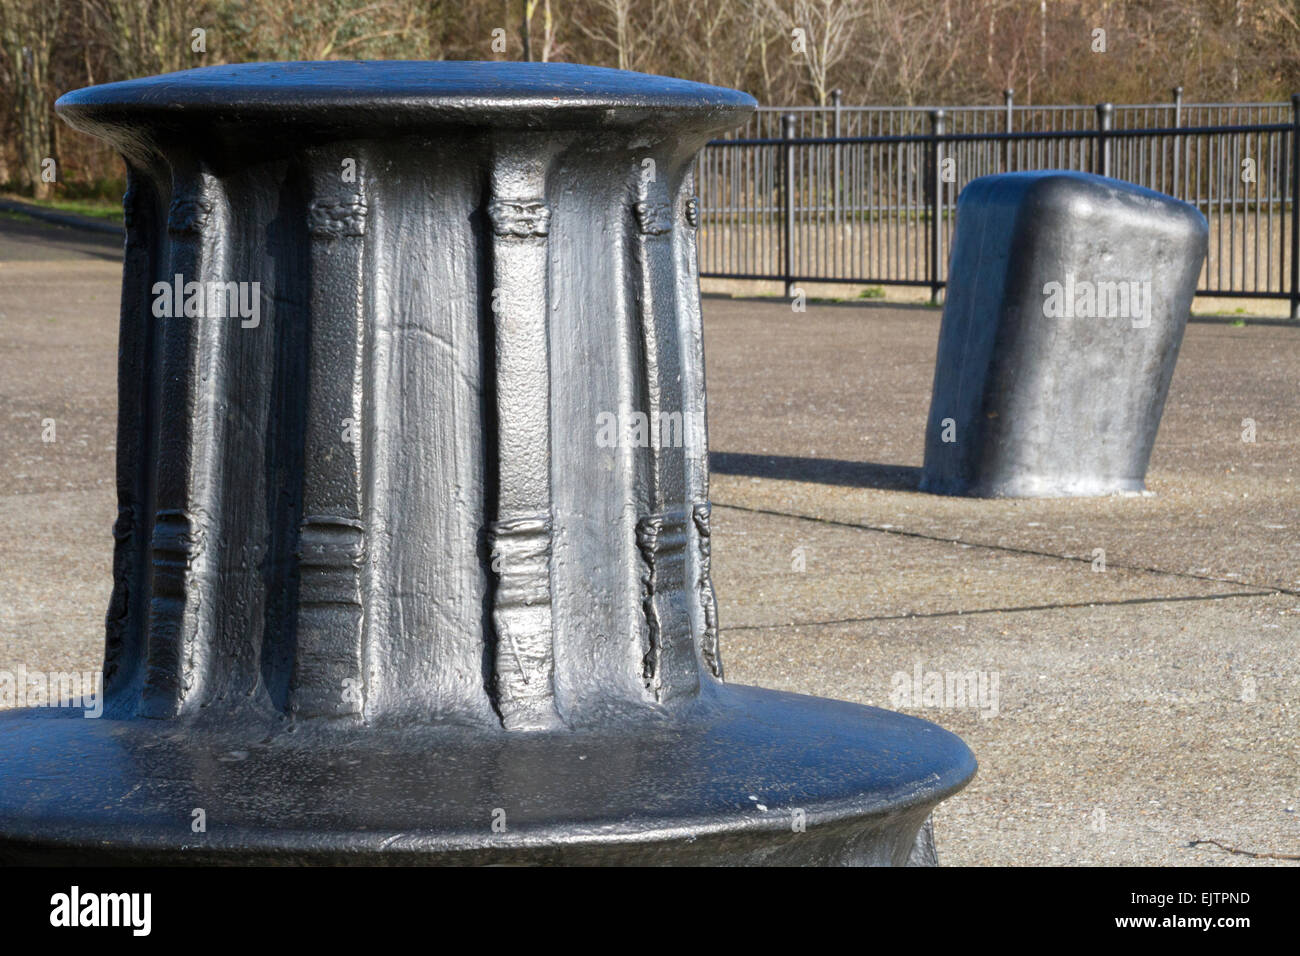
[1215,129,1223,290]
[1253,127,1260,291]
[1268,128,1275,293]
[832,88,842,232]
[1230,125,1237,294]
[782,113,795,298]
[1290,94,1300,318]
[1172,86,1183,198]
[1096,102,1113,176]
[1004,88,1014,173]
[929,108,944,302]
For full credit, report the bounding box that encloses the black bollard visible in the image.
[0,62,974,865]
[921,171,1208,498]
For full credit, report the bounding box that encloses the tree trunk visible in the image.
[1,0,62,199]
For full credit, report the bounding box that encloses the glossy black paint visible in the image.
[0,62,975,865]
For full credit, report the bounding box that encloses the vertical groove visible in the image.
[678,179,723,680]
[258,163,310,714]
[692,503,722,680]
[635,510,691,694]
[477,174,502,721]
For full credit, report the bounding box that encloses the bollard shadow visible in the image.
[0,214,124,263]
[710,452,921,491]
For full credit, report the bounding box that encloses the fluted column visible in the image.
[630,179,698,703]
[485,136,564,730]
[4,62,976,867]
[290,151,370,718]
[140,166,229,718]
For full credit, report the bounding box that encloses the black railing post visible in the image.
[782,112,796,299]
[1095,102,1113,177]
[1172,86,1183,197]
[1004,88,1014,171]
[929,108,946,304]
[1290,94,1300,320]
[832,88,842,225]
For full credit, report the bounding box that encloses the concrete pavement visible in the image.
[1,216,1296,865]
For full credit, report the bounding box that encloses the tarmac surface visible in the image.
[0,213,1296,865]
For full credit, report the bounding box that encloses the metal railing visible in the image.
[717,89,1292,139]
[697,93,1300,316]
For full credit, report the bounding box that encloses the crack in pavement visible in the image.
[713,500,1300,599]
[722,589,1279,632]
[1186,838,1300,860]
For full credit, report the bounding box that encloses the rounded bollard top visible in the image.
[56,60,757,139]
[957,169,1209,238]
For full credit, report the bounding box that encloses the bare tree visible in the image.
[763,0,866,105]
[0,0,63,197]
[6,0,1299,193]
[860,0,969,106]
[81,0,192,80]
[522,0,536,60]
[540,0,559,61]
[573,0,634,70]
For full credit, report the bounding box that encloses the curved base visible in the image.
[0,683,975,865]
[921,471,1150,499]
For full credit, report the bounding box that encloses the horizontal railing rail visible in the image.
[716,91,1292,140]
